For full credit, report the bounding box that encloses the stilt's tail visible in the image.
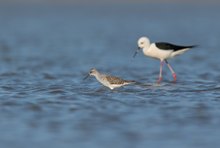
[171,45,198,57]
[188,45,198,49]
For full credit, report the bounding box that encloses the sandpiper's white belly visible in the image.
[97,76,110,88]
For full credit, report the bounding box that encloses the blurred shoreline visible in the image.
[0,0,220,7]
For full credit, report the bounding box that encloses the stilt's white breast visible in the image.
[143,43,173,61]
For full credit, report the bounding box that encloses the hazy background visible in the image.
[0,1,220,148]
[0,0,220,5]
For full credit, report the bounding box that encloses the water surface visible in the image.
[0,3,220,148]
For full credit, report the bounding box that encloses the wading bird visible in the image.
[133,36,197,83]
[84,68,136,90]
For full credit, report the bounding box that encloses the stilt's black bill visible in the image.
[133,47,141,58]
[83,74,90,80]
[133,50,138,58]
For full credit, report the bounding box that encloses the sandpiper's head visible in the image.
[83,68,99,80]
[138,36,150,49]
[89,68,98,76]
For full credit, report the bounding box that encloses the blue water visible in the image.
[0,3,220,148]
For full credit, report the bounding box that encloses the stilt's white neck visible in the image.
[143,45,150,55]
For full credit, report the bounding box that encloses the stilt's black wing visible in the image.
[155,42,197,51]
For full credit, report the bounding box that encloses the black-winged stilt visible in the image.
[133,37,197,83]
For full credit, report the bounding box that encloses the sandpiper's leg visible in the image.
[157,61,164,83]
[165,60,176,81]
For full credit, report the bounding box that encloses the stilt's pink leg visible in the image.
[165,60,177,82]
[157,61,164,83]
